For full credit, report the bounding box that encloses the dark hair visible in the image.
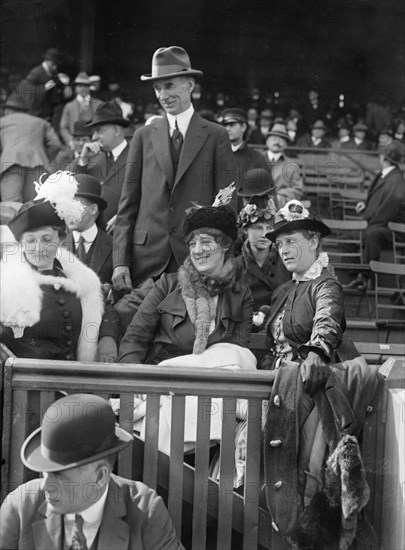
[185,227,233,250]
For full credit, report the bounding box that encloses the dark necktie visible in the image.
[106,151,114,173]
[172,120,183,163]
[77,235,87,262]
[70,514,88,550]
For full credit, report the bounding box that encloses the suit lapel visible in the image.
[174,113,208,187]
[88,231,111,275]
[152,118,174,187]
[97,479,130,550]
[32,502,63,550]
[104,144,128,183]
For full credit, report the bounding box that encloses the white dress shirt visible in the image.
[266,151,282,163]
[110,139,127,162]
[166,104,194,138]
[64,485,109,548]
[381,166,395,178]
[73,224,98,254]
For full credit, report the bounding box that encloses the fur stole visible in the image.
[177,256,235,354]
[0,246,104,361]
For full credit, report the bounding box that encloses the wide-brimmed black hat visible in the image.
[183,205,237,242]
[8,199,66,241]
[4,95,29,112]
[221,108,247,125]
[74,174,107,210]
[73,120,92,137]
[266,200,330,241]
[238,168,275,197]
[21,394,133,473]
[85,100,130,128]
[141,46,203,81]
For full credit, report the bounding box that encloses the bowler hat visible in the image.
[266,123,289,141]
[141,46,203,81]
[353,122,368,132]
[221,108,247,125]
[85,100,130,128]
[4,95,28,112]
[8,199,66,241]
[21,394,133,473]
[74,174,107,210]
[311,120,327,131]
[74,72,91,85]
[43,48,62,64]
[266,200,330,241]
[238,168,275,197]
[73,120,92,137]
[382,143,402,166]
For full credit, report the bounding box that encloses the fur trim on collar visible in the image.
[0,246,104,361]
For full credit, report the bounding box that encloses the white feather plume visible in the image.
[34,171,84,222]
[212,182,236,207]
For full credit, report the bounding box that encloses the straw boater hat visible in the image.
[21,394,133,472]
[266,200,330,241]
[74,72,91,85]
[140,46,203,81]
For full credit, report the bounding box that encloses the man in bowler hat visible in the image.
[112,46,235,293]
[0,394,183,550]
[68,100,130,228]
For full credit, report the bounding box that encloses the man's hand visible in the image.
[106,214,117,234]
[112,266,133,292]
[355,201,365,214]
[79,141,101,165]
[98,336,117,363]
[300,351,330,397]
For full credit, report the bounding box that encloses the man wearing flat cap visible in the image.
[112,46,235,293]
[0,393,183,550]
[68,100,130,228]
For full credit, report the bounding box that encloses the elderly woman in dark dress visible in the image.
[0,172,118,362]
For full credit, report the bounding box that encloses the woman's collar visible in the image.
[293,252,329,282]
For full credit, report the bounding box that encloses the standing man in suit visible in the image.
[60,72,103,147]
[0,393,184,550]
[0,95,62,202]
[68,101,130,230]
[63,174,113,286]
[112,46,234,292]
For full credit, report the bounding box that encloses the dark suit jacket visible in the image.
[63,229,113,284]
[68,142,129,223]
[14,65,64,119]
[113,113,235,285]
[0,474,183,550]
[363,167,405,227]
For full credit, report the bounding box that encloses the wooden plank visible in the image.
[168,395,186,538]
[40,391,59,422]
[192,397,212,550]
[8,389,29,492]
[217,397,236,550]
[1,361,14,502]
[243,399,262,550]
[118,392,134,479]
[143,394,160,489]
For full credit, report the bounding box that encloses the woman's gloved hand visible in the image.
[300,351,330,397]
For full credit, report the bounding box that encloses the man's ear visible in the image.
[188,77,195,94]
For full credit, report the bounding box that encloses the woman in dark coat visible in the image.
[0,172,118,362]
[118,203,254,365]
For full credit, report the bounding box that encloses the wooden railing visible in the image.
[1,357,275,550]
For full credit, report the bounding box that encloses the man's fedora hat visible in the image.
[4,95,28,112]
[74,174,107,210]
[85,100,130,128]
[74,72,91,85]
[221,108,247,125]
[382,143,402,166]
[311,120,328,131]
[266,200,330,241]
[73,120,92,137]
[266,123,289,141]
[238,168,275,197]
[43,48,62,64]
[140,46,203,81]
[21,394,133,473]
[353,122,368,132]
